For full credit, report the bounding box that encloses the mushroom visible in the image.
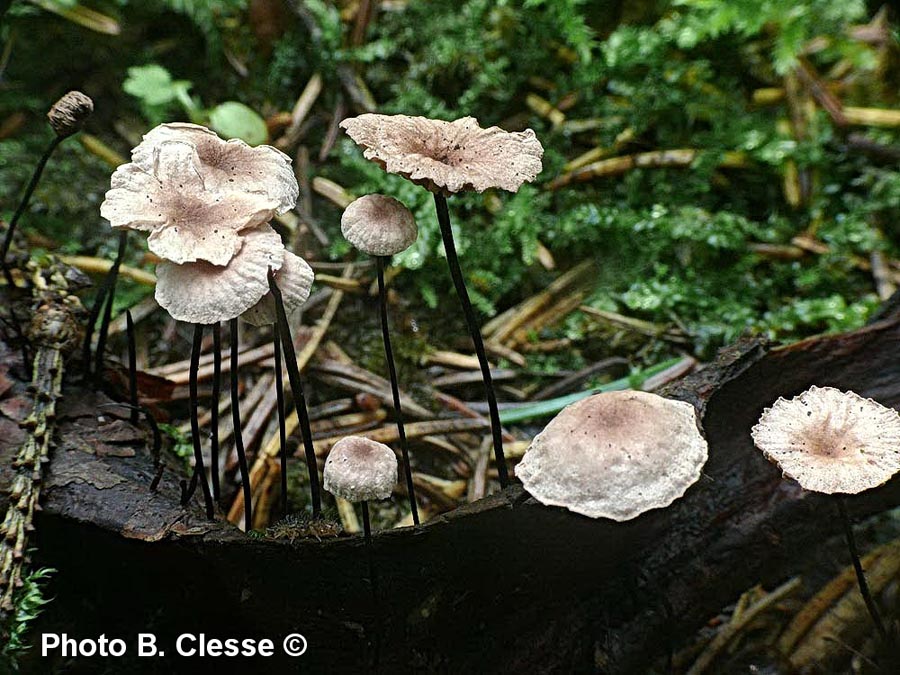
[516,390,708,521]
[340,194,420,525]
[341,114,544,489]
[2,90,94,281]
[752,385,900,641]
[323,435,397,668]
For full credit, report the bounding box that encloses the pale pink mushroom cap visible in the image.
[324,436,398,502]
[340,114,544,194]
[241,250,315,326]
[101,123,298,266]
[341,194,418,256]
[516,390,708,521]
[155,224,285,325]
[751,386,900,495]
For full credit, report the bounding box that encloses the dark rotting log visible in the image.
[11,307,900,672]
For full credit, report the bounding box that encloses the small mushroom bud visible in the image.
[47,91,94,138]
[324,436,398,503]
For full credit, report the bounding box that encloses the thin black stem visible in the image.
[376,256,419,525]
[433,193,509,487]
[93,230,128,378]
[189,324,215,519]
[125,310,139,424]
[1,135,63,280]
[836,497,889,642]
[230,319,252,530]
[361,501,381,671]
[274,322,288,518]
[210,323,222,501]
[268,270,322,517]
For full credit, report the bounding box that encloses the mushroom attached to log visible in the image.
[516,390,708,521]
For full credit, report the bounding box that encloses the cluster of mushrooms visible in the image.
[96,114,900,643]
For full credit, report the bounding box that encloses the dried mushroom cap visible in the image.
[516,390,707,521]
[131,123,298,213]
[155,224,285,325]
[340,114,544,194]
[47,91,94,138]
[341,194,418,256]
[101,139,281,266]
[242,250,314,326]
[751,386,900,495]
[324,436,398,502]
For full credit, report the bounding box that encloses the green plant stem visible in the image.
[230,319,252,530]
[268,270,322,517]
[434,193,509,487]
[836,496,889,642]
[189,324,214,520]
[376,256,419,525]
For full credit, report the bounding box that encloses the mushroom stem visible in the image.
[376,255,419,525]
[0,135,63,282]
[93,230,128,378]
[125,309,139,425]
[189,323,215,520]
[360,500,381,670]
[836,496,889,642]
[268,270,323,518]
[433,193,509,487]
[210,323,222,501]
[274,322,289,518]
[229,319,253,530]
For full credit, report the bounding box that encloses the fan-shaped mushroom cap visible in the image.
[47,91,93,138]
[324,436,398,502]
[341,194,418,256]
[340,114,544,194]
[155,224,285,325]
[241,250,314,326]
[516,390,707,521]
[751,386,900,495]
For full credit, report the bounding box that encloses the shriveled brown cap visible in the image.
[516,390,707,521]
[47,91,94,138]
[340,114,544,194]
[341,194,417,256]
[323,436,398,502]
[155,224,285,325]
[751,386,900,494]
[241,250,314,326]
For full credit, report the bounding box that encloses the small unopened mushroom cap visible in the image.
[155,224,285,325]
[47,91,93,138]
[241,250,314,326]
[340,114,544,194]
[751,386,900,494]
[341,194,418,256]
[324,436,398,502]
[516,390,707,521]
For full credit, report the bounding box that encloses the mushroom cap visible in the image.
[241,250,315,326]
[341,194,418,256]
[340,114,544,194]
[47,91,93,138]
[516,390,708,521]
[751,386,900,494]
[155,224,285,325]
[323,436,398,502]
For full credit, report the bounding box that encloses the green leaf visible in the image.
[123,64,190,107]
[208,102,268,145]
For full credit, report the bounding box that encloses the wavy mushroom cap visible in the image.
[340,114,544,194]
[47,91,93,138]
[341,194,418,256]
[241,250,315,326]
[155,224,286,325]
[516,390,708,521]
[751,386,900,495]
[324,436,398,502]
[101,123,298,267]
